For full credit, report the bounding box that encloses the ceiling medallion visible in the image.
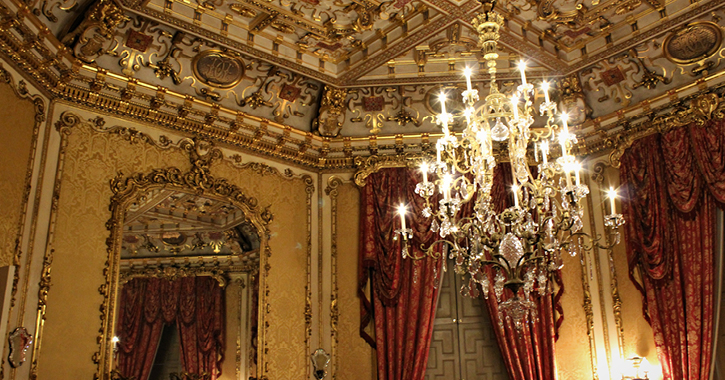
[664,22,723,64]
[394,0,625,330]
[191,50,246,89]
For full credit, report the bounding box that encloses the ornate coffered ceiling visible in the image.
[1,0,724,151]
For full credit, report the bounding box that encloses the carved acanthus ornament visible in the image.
[61,0,129,63]
[556,74,592,126]
[315,86,348,137]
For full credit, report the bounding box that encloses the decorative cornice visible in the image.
[607,91,725,167]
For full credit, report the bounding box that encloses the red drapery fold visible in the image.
[359,165,561,380]
[116,276,225,380]
[359,167,444,380]
[482,165,561,380]
[620,118,725,380]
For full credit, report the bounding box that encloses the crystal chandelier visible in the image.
[393,0,625,329]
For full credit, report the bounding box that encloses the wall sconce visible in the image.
[619,356,651,380]
[310,348,331,380]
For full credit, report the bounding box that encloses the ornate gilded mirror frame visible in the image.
[94,139,273,380]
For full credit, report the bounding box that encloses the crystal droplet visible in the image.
[431,219,439,233]
[500,233,525,266]
[490,118,510,141]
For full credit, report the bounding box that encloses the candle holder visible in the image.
[394,228,413,258]
[415,182,436,197]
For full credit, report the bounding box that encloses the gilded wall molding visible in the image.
[302,174,314,380]
[591,161,626,360]
[0,63,49,380]
[324,176,343,380]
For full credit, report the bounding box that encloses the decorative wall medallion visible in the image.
[8,327,32,368]
[279,84,301,102]
[192,50,245,89]
[125,30,153,52]
[363,96,384,112]
[664,22,722,64]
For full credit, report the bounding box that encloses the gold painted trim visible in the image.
[324,176,343,380]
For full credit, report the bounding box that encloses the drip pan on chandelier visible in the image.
[393,0,625,331]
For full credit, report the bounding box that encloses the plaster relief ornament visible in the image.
[192,50,246,89]
[61,0,129,63]
[556,74,591,126]
[314,86,348,137]
[582,56,639,107]
[664,22,723,64]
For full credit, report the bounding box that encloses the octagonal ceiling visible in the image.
[7,0,725,140]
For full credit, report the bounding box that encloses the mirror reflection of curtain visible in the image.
[116,277,225,380]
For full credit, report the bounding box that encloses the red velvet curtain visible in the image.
[620,118,725,380]
[359,167,444,380]
[116,276,225,380]
[484,165,561,380]
[358,166,561,380]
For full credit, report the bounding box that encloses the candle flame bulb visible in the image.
[397,204,407,230]
[542,81,550,103]
[464,67,473,92]
[607,187,618,215]
[518,61,527,86]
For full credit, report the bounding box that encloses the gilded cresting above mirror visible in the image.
[97,140,272,380]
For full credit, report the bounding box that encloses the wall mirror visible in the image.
[109,188,262,380]
[97,142,271,380]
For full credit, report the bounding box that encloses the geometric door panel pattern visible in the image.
[426,260,510,380]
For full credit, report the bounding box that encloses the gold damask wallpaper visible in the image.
[556,252,595,380]
[0,80,38,267]
[212,160,310,380]
[37,119,310,379]
[38,124,189,378]
[333,183,375,380]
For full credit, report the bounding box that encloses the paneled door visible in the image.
[425,259,509,380]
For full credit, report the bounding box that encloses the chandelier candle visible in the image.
[398,0,625,330]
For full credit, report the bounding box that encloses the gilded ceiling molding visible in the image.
[608,92,725,167]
